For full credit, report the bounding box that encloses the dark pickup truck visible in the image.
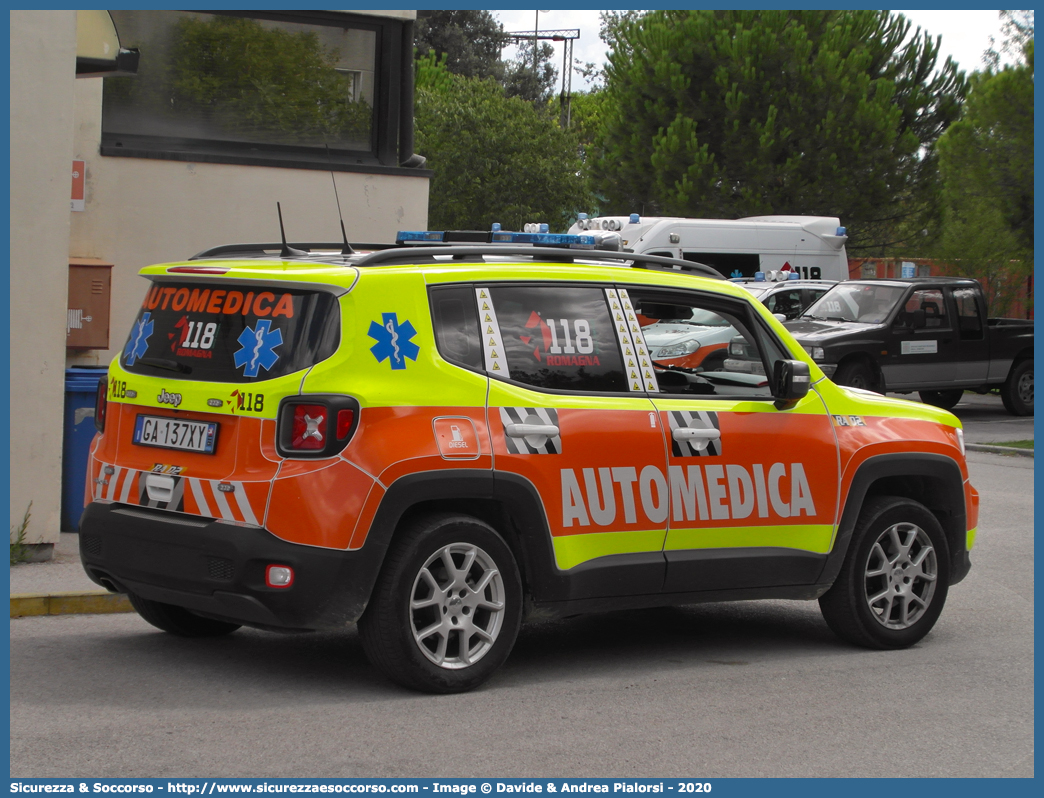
[782,277,1034,415]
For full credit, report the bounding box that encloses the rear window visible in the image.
[120,281,340,382]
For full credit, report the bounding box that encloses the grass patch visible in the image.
[987,440,1034,450]
[10,501,33,565]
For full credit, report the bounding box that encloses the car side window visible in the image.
[763,289,804,319]
[629,289,779,399]
[480,284,628,393]
[905,289,949,330]
[430,286,483,371]
[951,287,984,340]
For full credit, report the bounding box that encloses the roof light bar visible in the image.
[491,231,595,247]
[396,230,597,249]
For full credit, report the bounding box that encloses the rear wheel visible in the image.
[918,389,964,410]
[128,593,241,638]
[358,513,523,693]
[819,496,949,649]
[834,359,879,392]
[1000,359,1033,416]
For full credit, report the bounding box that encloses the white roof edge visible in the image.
[330,10,416,21]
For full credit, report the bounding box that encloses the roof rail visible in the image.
[189,242,394,260]
[351,245,724,279]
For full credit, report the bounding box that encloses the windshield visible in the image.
[803,283,907,324]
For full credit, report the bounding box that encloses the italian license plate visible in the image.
[133,415,218,454]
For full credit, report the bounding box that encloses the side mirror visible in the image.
[772,359,811,407]
[772,313,787,322]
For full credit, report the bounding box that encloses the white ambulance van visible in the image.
[566,214,850,282]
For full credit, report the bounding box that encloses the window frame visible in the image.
[621,284,792,402]
[100,10,422,175]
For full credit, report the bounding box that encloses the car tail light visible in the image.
[290,404,327,450]
[276,395,360,458]
[336,409,354,440]
[94,380,107,432]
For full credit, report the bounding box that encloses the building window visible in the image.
[102,10,413,172]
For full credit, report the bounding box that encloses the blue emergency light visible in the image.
[397,230,597,248]
[788,271,800,280]
[754,272,766,282]
[491,231,596,247]
[397,231,446,242]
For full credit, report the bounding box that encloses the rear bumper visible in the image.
[79,501,386,631]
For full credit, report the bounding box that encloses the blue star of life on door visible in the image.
[368,313,419,370]
[234,319,283,377]
[124,312,154,366]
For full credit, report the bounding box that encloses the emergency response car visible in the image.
[567,213,850,281]
[81,230,977,693]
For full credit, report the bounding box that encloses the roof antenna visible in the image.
[277,202,306,259]
[326,144,354,255]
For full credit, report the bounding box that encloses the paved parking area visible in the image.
[891,391,1033,444]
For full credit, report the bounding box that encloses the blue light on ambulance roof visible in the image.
[397,231,445,242]
[577,213,588,221]
[836,226,846,236]
[754,271,766,282]
[629,213,640,224]
[788,271,800,280]
[490,232,596,247]
[491,223,501,232]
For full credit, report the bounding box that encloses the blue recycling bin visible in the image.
[62,366,108,531]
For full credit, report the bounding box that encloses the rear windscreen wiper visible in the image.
[136,357,192,374]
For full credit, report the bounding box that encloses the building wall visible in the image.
[9,10,78,544]
[10,9,428,549]
[67,81,430,369]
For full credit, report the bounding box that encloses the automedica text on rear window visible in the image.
[120,281,340,382]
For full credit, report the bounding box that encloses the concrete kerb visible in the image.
[11,591,133,617]
[965,443,1034,458]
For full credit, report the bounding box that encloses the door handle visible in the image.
[672,427,721,442]
[505,423,559,438]
[145,474,175,503]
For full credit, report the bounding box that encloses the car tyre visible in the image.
[834,359,879,393]
[918,389,964,410]
[358,512,523,693]
[1000,359,1033,416]
[128,593,242,637]
[819,496,949,649]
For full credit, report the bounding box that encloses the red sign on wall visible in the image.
[71,160,85,212]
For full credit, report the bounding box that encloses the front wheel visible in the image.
[918,389,964,410]
[819,496,949,649]
[834,359,880,393]
[358,513,523,693]
[1001,359,1033,416]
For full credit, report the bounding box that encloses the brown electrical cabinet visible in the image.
[67,258,112,349]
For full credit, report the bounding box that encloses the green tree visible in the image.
[937,30,1033,316]
[592,10,966,251]
[415,10,507,82]
[503,40,559,103]
[414,65,593,231]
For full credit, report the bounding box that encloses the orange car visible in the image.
[80,232,977,692]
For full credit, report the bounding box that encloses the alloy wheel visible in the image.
[863,522,938,630]
[409,543,506,669]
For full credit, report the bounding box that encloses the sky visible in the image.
[492,9,1016,92]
